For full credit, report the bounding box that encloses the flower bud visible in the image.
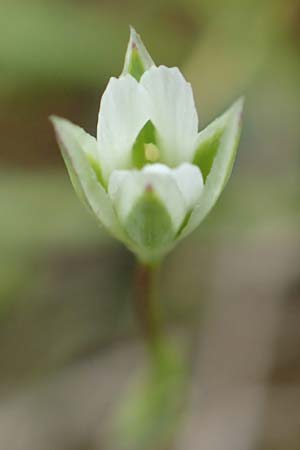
[51,28,244,263]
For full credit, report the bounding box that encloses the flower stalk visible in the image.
[134,263,160,342]
[134,261,164,366]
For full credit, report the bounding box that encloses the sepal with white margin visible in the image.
[108,163,203,261]
[50,116,124,241]
[180,97,244,238]
[121,26,155,81]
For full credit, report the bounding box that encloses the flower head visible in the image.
[51,28,243,263]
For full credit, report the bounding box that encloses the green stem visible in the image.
[134,261,163,364]
[129,262,187,450]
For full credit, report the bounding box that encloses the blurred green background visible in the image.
[0,1,299,449]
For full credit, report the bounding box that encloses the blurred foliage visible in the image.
[0,0,200,93]
[112,342,188,450]
[0,0,299,448]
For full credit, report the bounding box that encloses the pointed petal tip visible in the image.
[229,96,245,113]
[49,116,75,144]
[49,115,68,130]
[234,95,245,110]
[49,115,65,137]
[129,26,140,48]
[234,96,245,126]
[227,96,245,128]
[49,114,59,125]
[129,25,136,34]
[122,26,155,79]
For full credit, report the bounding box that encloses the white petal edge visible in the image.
[108,163,188,232]
[122,26,155,76]
[143,162,203,210]
[51,116,124,239]
[171,163,203,210]
[140,66,199,166]
[97,74,150,182]
[180,98,244,239]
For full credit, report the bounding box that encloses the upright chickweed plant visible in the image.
[51,28,243,449]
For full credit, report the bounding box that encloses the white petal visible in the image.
[97,74,150,182]
[180,98,244,238]
[51,116,123,239]
[172,163,203,210]
[143,162,171,175]
[140,66,199,165]
[108,164,187,232]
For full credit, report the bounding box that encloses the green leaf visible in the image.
[122,27,155,81]
[180,97,244,238]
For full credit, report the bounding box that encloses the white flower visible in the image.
[51,27,244,263]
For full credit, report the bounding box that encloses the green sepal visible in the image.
[50,116,124,239]
[61,144,92,212]
[124,190,175,252]
[86,154,105,188]
[193,127,224,182]
[122,27,155,81]
[180,97,244,238]
[128,47,146,81]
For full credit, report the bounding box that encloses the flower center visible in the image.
[132,120,160,168]
[144,143,160,162]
